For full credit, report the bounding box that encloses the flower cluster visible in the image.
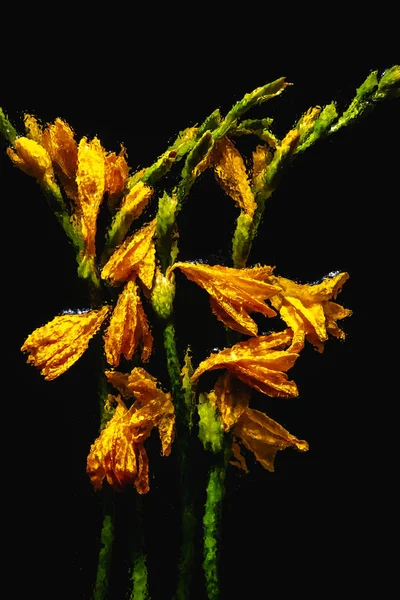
[11,98,351,490]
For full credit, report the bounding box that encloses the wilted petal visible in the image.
[270,272,351,352]
[106,367,175,455]
[41,118,78,179]
[24,114,43,143]
[232,407,309,472]
[208,372,251,431]
[21,306,109,380]
[105,146,129,198]
[101,219,157,285]
[103,280,153,366]
[172,262,279,336]
[87,397,140,492]
[76,137,106,257]
[211,137,257,217]
[192,331,299,398]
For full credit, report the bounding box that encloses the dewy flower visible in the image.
[21,307,109,380]
[268,271,352,352]
[7,137,54,184]
[210,136,257,217]
[101,219,157,288]
[192,330,299,398]
[103,280,153,367]
[87,368,175,493]
[171,262,280,336]
[231,407,309,473]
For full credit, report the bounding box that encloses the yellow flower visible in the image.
[171,262,280,336]
[208,372,251,432]
[269,271,352,352]
[87,368,175,493]
[192,330,299,398]
[7,137,54,184]
[103,280,153,367]
[101,219,157,288]
[231,407,309,473]
[21,307,109,380]
[41,118,79,200]
[211,136,257,217]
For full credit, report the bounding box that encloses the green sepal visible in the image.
[0,108,17,144]
[296,102,338,152]
[181,346,195,431]
[375,65,400,99]
[156,191,178,272]
[176,130,214,207]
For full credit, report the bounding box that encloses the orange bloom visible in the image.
[103,280,153,366]
[208,372,251,432]
[7,137,54,184]
[101,219,157,288]
[269,271,352,352]
[192,330,299,398]
[211,136,257,217]
[171,262,280,336]
[231,408,309,473]
[87,368,175,493]
[21,307,109,380]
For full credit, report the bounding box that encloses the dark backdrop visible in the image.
[2,54,398,599]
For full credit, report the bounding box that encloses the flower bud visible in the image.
[151,268,175,319]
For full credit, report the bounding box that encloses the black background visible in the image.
[1,48,398,599]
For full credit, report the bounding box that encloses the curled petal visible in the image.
[270,272,351,352]
[76,137,106,257]
[232,408,309,472]
[106,367,175,455]
[172,262,279,336]
[192,331,299,398]
[209,372,251,431]
[41,118,78,200]
[211,137,257,217]
[102,219,157,285]
[103,280,153,366]
[24,114,43,143]
[21,307,109,380]
[87,397,142,492]
[105,146,129,197]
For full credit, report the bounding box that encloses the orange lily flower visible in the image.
[87,368,175,493]
[21,307,109,380]
[192,330,299,398]
[101,219,157,288]
[103,280,153,367]
[171,262,280,336]
[268,271,352,352]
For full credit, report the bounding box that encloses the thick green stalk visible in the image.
[128,495,149,600]
[93,502,114,600]
[162,321,199,599]
[203,442,230,600]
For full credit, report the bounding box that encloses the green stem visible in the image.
[93,496,114,600]
[162,321,199,599]
[129,494,149,600]
[203,441,230,600]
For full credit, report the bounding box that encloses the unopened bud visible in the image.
[151,268,176,319]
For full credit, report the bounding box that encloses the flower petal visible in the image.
[233,408,309,472]
[21,306,109,380]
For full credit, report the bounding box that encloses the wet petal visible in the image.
[233,408,309,472]
[21,307,109,380]
[172,262,279,336]
[101,219,157,285]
